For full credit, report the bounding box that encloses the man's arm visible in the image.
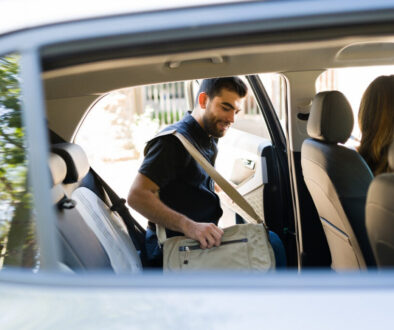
[128,173,223,249]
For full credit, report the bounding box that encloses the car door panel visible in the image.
[216,127,270,223]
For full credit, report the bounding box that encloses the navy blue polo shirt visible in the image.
[139,112,223,238]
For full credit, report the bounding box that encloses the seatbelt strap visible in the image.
[156,130,267,244]
[90,168,146,250]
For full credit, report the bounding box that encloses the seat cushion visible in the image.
[72,187,143,273]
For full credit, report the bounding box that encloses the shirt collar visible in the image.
[183,111,213,146]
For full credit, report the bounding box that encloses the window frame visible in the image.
[0,0,393,277]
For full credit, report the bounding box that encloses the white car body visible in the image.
[0,1,394,328]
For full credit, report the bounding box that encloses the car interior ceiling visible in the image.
[43,34,394,138]
[42,31,394,272]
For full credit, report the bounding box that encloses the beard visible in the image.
[202,109,231,138]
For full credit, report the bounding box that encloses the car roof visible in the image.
[2,0,394,37]
[0,0,246,36]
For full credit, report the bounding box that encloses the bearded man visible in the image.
[128,77,248,266]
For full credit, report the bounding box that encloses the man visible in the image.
[128,77,248,265]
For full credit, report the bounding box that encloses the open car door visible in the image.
[215,75,297,267]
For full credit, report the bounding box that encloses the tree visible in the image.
[0,55,36,269]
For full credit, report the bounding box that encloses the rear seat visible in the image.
[49,152,113,271]
[50,143,142,273]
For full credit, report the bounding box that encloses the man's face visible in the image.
[201,88,244,138]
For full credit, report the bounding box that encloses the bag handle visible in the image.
[156,130,266,244]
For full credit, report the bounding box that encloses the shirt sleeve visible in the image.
[139,135,189,188]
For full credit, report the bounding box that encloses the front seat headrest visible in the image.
[307,91,354,143]
[51,143,90,183]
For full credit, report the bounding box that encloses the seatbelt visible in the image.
[156,130,267,244]
[89,168,146,254]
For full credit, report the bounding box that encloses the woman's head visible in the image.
[358,75,394,175]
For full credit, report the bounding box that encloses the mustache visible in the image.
[217,120,231,126]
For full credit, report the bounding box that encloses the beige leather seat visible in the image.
[301,91,375,270]
[366,141,394,267]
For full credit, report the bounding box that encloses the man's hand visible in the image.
[183,221,224,249]
[129,173,224,249]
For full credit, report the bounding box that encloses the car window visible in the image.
[74,82,188,227]
[74,77,279,227]
[0,54,38,271]
[316,65,394,147]
[258,73,287,132]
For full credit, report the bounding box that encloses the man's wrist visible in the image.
[179,216,194,235]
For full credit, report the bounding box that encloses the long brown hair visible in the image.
[358,75,394,175]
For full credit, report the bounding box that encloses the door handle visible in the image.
[242,159,255,170]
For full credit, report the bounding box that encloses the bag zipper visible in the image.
[179,238,248,252]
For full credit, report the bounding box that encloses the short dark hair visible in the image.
[195,77,248,105]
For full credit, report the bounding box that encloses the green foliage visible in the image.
[0,54,26,202]
[149,109,183,125]
[157,111,162,125]
[0,54,36,269]
[0,56,21,112]
[169,110,174,124]
[164,111,168,125]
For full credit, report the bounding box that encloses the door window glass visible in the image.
[0,54,38,271]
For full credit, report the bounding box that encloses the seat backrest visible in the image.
[366,141,394,267]
[301,91,374,269]
[51,143,142,273]
[49,152,113,271]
